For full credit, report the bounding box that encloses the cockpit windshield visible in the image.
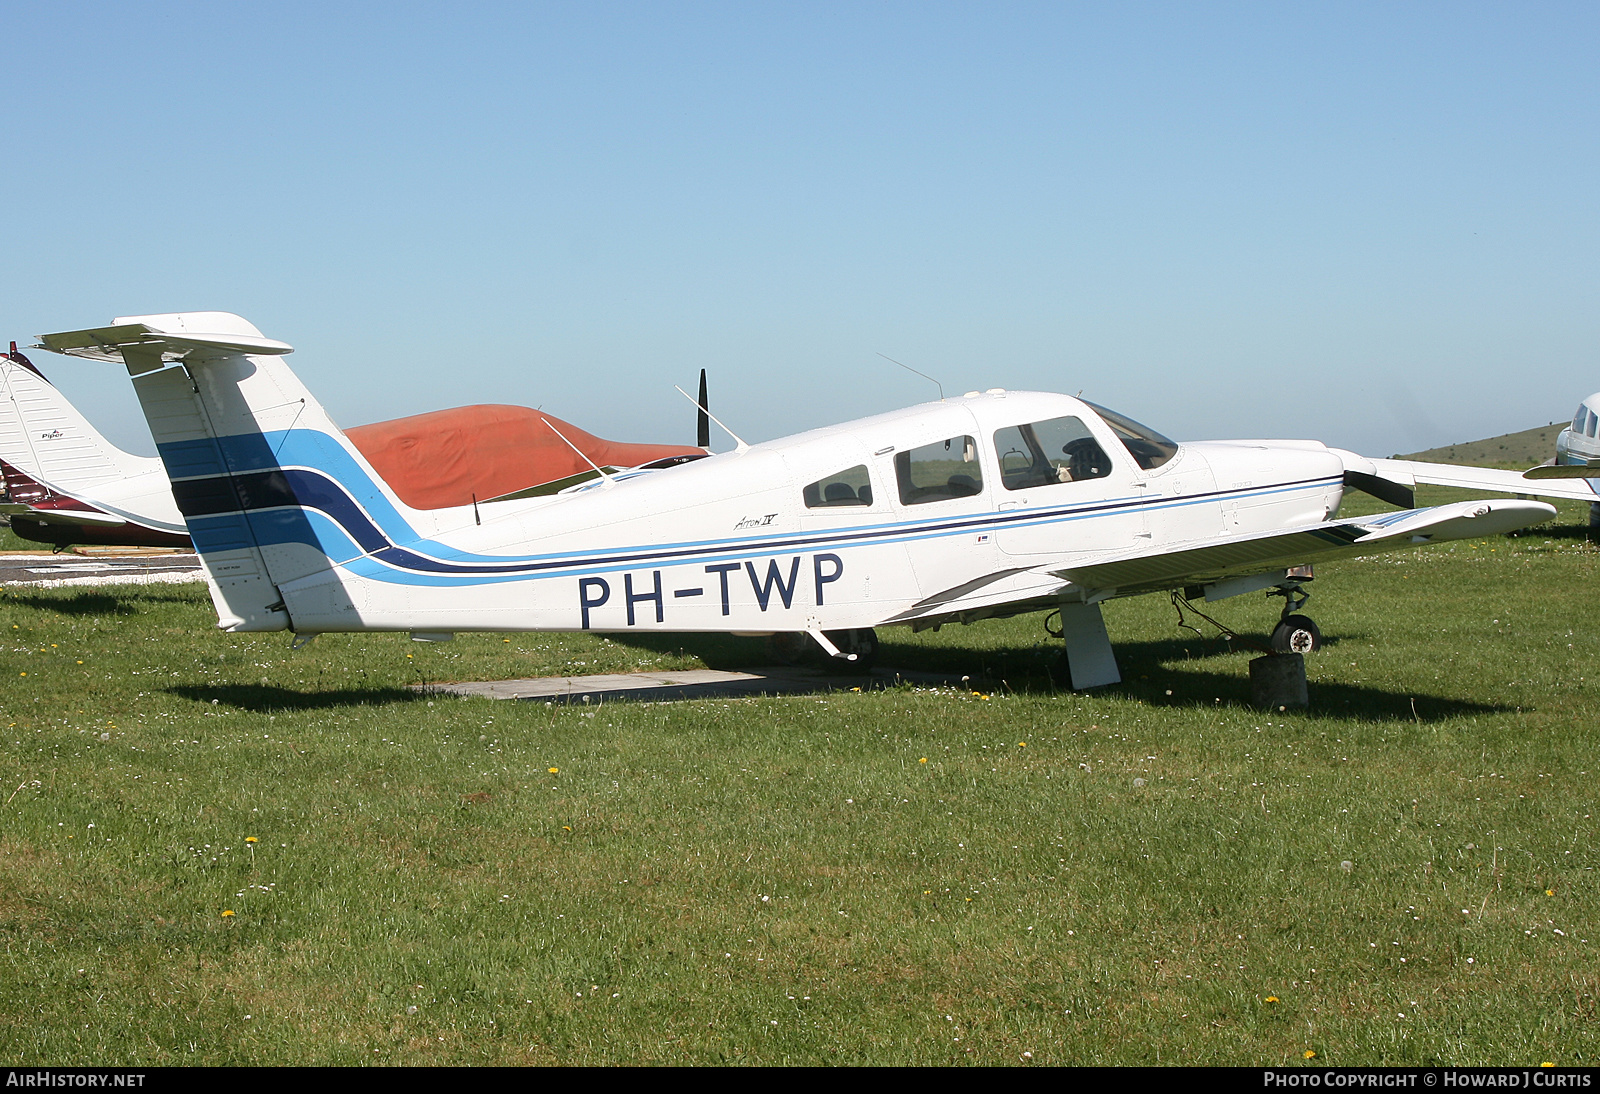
[1082,401,1179,470]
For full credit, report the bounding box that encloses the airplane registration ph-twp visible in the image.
[36,312,1557,690]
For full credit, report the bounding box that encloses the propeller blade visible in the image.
[1343,470,1415,509]
[696,368,710,449]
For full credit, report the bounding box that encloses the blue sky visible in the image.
[4,2,1595,457]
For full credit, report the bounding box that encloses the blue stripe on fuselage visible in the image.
[164,427,1344,587]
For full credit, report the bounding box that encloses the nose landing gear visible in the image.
[1267,583,1321,654]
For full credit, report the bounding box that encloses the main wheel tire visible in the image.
[823,628,879,674]
[1271,614,1322,655]
[767,632,812,665]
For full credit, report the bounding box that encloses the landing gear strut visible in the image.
[824,628,879,673]
[1267,583,1321,654]
[766,628,879,673]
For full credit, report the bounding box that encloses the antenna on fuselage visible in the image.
[674,384,748,453]
[878,353,944,401]
[541,417,616,489]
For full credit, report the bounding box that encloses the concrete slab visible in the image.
[417,666,972,704]
[0,551,203,588]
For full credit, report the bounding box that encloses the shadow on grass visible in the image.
[1515,523,1599,543]
[166,683,420,713]
[4,589,202,616]
[602,631,777,670]
[874,633,1511,723]
[1109,650,1511,722]
[609,630,1495,721]
[160,631,1511,722]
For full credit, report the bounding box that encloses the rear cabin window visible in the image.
[804,465,874,508]
[993,416,1113,490]
[1083,401,1179,470]
[896,436,983,505]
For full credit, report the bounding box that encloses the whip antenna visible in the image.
[878,352,944,400]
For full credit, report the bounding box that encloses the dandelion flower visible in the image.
[919,757,928,763]
[245,837,258,844]
[1304,1050,1316,1059]
[1018,742,1026,748]
[1265,996,1279,1003]
[221,910,235,918]
[548,767,559,774]
[1547,889,1555,896]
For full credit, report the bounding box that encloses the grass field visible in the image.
[2,491,1598,1065]
[1396,424,1568,467]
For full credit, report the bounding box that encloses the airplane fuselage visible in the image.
[228,390,1346,637]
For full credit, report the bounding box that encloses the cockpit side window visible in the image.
[993,416,1112,491]
[895,436,983,505]
[804,464,874,508]
[1083,401,1179,470]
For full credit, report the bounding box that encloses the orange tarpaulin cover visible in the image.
[345,404,702,511]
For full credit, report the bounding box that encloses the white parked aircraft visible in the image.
[37,312,1563,689]
[1,344,189,545]
[1552,390,1600,468]
[1516,391,1600,526]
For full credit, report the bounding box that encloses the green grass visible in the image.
[1,495,1597,1065]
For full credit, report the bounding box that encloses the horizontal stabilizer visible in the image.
[38,312,292,365]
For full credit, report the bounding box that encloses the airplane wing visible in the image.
[1050,498,1554,600]
[1368,458,1600,504]
[878,497,1554,627]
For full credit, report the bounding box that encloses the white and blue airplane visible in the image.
[35,311,1571,689]
[1510,390,1600,527]
[1554,391,1600,473]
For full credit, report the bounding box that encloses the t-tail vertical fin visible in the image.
[39,312,421,632]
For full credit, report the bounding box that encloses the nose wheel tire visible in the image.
[1271,614,1322,655]
[767,632,812,665]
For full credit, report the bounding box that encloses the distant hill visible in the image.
[1396,423,1564,466]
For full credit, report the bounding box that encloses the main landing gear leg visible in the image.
[1045,602,1121,690]
[1267,583,1322,655]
